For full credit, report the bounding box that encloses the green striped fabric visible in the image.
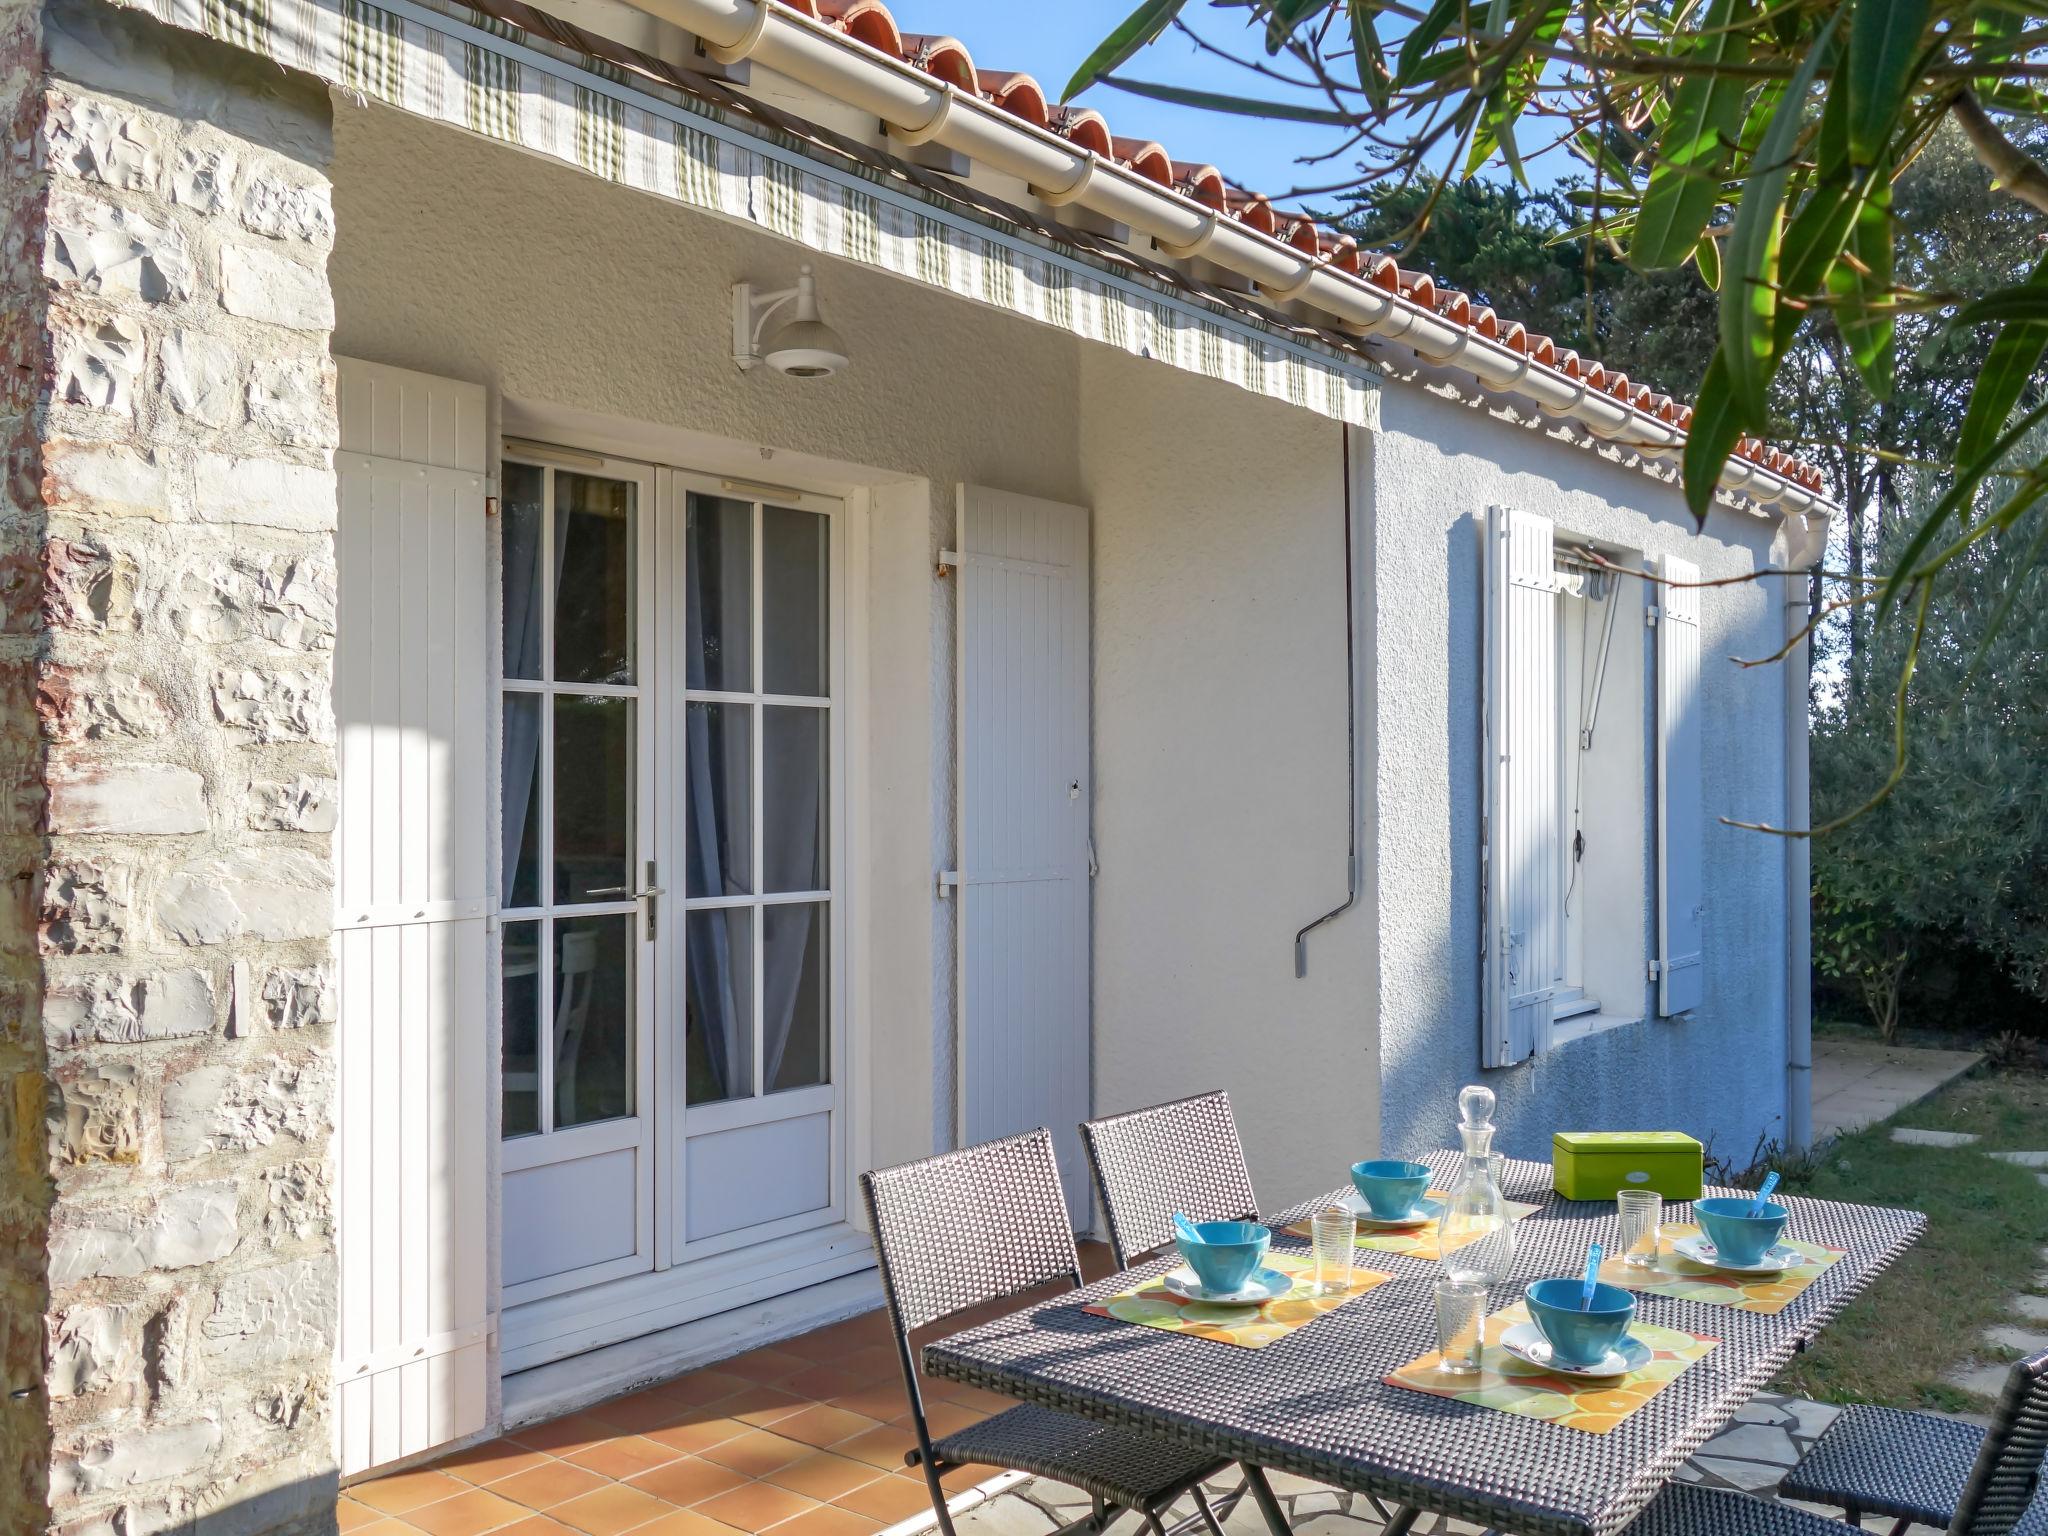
[117,0,1380,430]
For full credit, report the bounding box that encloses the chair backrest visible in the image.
[1956,1349,2048,1536]
[1080,1090,1259,1268]
[860,1128,1082,1338]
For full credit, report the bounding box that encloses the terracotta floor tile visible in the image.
[777,1367,871,1405]
[699,1430,811,1481]
[935,1465,984,1493]
[623,1455,749,1507]
[830,1425,917,1473]
[339,1498,386,1532]
[625,1510,749,1536]
[548,1482,675,1536]
[693,1481,820,1533]
[497,1520,582,1536]
[643,1416,752,1458]
[719,1348,810,1385]
[911,1402,984,1439]
[564,1435,683,1481]
[657,1372,753,1408]
[511,1413,621,1458]
[830,1476,935,1525]
[407,1486,532,1536]
[825,1383,909,1424]
[719,1385,810,1429]
[776,1321,869,1362]
[440,1440,555,1487]
[357,1469,476,1516]
[588,1391,698,1436]
[762,1451,884,1504]
[768,1405,880,1452]
[493,1461,613,1511]
[828,1347,901,1383]
[763,1504,884,1536]
[354,1521,431,1535]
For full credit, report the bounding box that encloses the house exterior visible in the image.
[0,0,1834,1527]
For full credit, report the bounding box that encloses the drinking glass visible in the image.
[1310,1206,1354,1295]
[1434,1277,1487,1374]
[1617,1188,1663,1268]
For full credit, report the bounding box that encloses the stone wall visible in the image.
[1,0,341,1529]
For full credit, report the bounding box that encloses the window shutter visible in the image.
[1655,553,1705,1015]
[333,359,492,1474]
[1483,506,1559,1066]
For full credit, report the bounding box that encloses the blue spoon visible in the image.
[1749,1172,1780,1217]
[1172,1212,1205,1247]
[1580,1243,1603,1310]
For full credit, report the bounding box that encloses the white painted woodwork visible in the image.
[1483,506,1559,1066]
[952,485,1092,1226]
[1656,553,1705,1016]
[333,358,492,1476]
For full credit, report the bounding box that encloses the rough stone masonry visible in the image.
[2,0,341,1528]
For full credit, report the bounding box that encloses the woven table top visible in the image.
[923,1152,1924,1536]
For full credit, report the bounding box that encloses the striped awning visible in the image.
[111,0,1381,430]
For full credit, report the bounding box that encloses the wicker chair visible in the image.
[1779,1348,2048,1536]
[860,1129,1232,1536]
[1079,1092,1291,1536]
[1615,1483,1864,1535]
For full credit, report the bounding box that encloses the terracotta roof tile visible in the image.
[783,0,1819,495]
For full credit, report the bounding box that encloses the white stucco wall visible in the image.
[1367,381,1792,1168]
[1081,348,1376,1212]
[324,96,1088,1177]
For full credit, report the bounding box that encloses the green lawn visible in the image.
[1769,1069,2048,1411]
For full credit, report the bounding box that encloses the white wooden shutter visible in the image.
[948,485,1092,1227]
[333,359,492,1475]
[1483,506,1560,1066]
[1655,553,1705,1016]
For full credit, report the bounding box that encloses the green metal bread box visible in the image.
[1552,1131,1704,1202]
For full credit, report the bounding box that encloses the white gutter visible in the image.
[1781,513,1827,1152]
[647,0,1833,518]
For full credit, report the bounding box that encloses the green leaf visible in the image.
[1682,351,1747,525]
[1878,394,2048,619]
[1952,289,2048,327]
[1397,0,1464,87]
[1629,0,1753,270]
[1845,0,1930,166]
[1264,0,1325,55]
[1720,12,1840,429]
[1349,0,1390,110]
[1060,0,1184,102]
[1696,231,1722,290]
[1097,75,1355,123]
[1837,175,1895,399]
[1957,249,2048,468]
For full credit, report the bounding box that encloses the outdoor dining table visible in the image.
[921,1151,1926,1536]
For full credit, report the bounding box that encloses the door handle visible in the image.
[589,862,662,938]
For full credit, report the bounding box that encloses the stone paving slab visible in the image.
[1890,1127,1980,1148]
[1811,1040,1984,1139]
[1991,1150,2048,1168]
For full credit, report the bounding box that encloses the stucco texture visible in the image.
[1368,381,1791,1168]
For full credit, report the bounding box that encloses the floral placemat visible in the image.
[1284,1191,1542,1261]
[1083,1250,1393,1349]
[1597,1223,1845,1315]
[1384,1301,1718,1434]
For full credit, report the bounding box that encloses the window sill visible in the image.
[1548,1009,1644,1050]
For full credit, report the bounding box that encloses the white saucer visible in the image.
[1499,1321,1652,1379]
[1671,1233,1797,1275]
[1161,1266,1294,1305]
[1340,1191,1443,1229]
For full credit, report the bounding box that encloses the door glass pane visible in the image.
[502,463,546,680]
[765,903,828,1093]
[502,920,542,1137]
[554,695,632,904]
[687,494,751,691]
[763,706,828,893]
[762,505,828,697]
[686,908,753,1104]
[503,693,543,908]
[554,913,634,1128]
[685,702,752,897]
[554,472,636,685]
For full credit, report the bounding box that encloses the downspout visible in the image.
[1783,512,1827,1151]
[642,0,1834,518]
[1295,425,1359,977]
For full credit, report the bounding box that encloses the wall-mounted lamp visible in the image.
[732,264,848,378]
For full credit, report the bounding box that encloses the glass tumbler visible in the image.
[1617,1188,1663,1268]
[1310,1206,1354,1295]
[1434,1277,1487,1374]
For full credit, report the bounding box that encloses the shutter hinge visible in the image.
[1645,605,1660,628]
[1648,959,1662,981]
[937,870,960,900]
[485,495,499,517]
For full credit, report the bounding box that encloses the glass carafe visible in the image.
[1438,1084,1515,1287]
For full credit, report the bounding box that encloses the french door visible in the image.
[498,447,846,1312]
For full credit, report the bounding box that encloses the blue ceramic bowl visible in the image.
[1350,1159,1431,1221]
[1176,1220,1271,1294]
[1525,1278,1637,1368]
[1693,1197,1789,1268]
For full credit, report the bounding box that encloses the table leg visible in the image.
[1380,1506,1422,1536]
[1240,1466,1291,1536]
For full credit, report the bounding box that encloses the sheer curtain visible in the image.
[685,506,747,1099]
[500,467,566,906]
